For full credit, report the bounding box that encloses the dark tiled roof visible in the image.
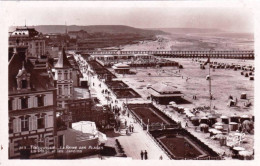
[9,53,55,95]
[54,48,72,68]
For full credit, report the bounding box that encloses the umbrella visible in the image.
[239,150,253,157]
[199,123,209,128]
[215,126,223,130]
[209,128,222,134]
[241,115,250,118]
[220,115,228,119]
[201,116,209,120]
[191,117,200,121]
[215,122,224,126]
[233,147,245,151]
[169,101,176,105]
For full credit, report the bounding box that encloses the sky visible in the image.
[1,1,255,33]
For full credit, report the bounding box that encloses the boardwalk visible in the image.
[71,49,254,59]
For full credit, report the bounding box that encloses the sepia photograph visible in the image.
[0,0,259,165]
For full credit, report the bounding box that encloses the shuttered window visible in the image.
[33,116,38,130]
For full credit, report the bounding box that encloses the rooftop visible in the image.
[9,52,55,95]
[54,48,72,68]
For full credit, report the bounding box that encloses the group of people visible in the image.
[126,124,134,135]
[140,150,148,160]
[192,95,197,100]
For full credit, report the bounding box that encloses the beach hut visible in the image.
[227,100,236,107]
[230,114,240,123]
[245,73,249,77]
[191,117,200,126]
[208,115,217,127]
[233,147,245,156]
[241,72,244,75]
[221,115,229,124]
[215,134,227,146]
[239,150,253,160]
[229,122,239,131]
[240,93,247,99]
[206,75,210,80]
[200,116,209,124]
[240,115,250,123]
[199,123,209,133]
[249,76,254,80]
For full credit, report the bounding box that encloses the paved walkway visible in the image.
[113,114,170,160]
[76,54,170,160]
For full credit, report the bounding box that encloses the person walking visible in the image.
[144,150,148,160]
[185,120,188,128]
[140,150,144,160]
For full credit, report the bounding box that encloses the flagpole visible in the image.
[209,55,212,114]
[208,49,214,114]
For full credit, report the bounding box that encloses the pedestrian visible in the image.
[144,150,148,160]
[185,120,188,128]
[132,125,134,132]
[125,120,127,127]
[127,112,130,118]
[140,150,144,160]
[159,155,163,160]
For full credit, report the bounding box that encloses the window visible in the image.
[58,72,62,80]
[21,116,29,132]
[64,72,68,80]
[37,96,44,107]
[8,99,13,110]
[9,120,13,134]
[58,85,62,95]
[21,98,28,109]
[22,80,27,89]
[64,85,68,96]
[38,138,45,147]
[37,115,45,129]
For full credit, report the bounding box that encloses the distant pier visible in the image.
[69,48,254,59]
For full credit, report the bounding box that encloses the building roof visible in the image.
[112,63,130,69]
[10,26,39,38]
[9,52,55,95]
[54,48,72,68]
[150,83,182,95]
